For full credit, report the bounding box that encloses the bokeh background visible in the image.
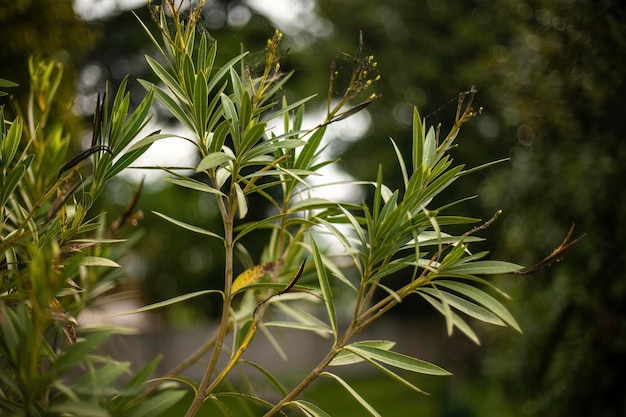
[1,1,624,415]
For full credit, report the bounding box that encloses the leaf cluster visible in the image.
[0,58,171,415]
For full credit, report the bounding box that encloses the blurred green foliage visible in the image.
[2,0,624,415]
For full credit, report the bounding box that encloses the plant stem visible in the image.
[184,191,235,417]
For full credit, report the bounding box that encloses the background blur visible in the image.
[1,0,624,416]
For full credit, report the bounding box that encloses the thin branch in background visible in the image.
[515,224,586,275]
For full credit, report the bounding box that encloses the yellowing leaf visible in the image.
[231,261,281,295]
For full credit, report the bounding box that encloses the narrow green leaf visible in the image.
[221,93,239,145]
[311,238,338,341]
[330,340,395,366]
[422,125,436,170]
[128,390,187,417]
[127,132,172,153]
[390,138,409,190]
[241,122,267,154]
[104,144,151,182]
[291,400,332,417]
[1,116,22,166]
[445,260,524,275]
[152,211,225,241]
[81,256,120,268]
[272,301,332,337]
[234,182,248,218]
[71,360,131,393]
[347,351,430,395]
[51,330,113,375]
[347,345,451,376]
[241,360,288,396]
[322,372,381,417]
[412,107,424,172]
[418,292,480,344]
[48,402,110,417]
[139,80,195,131]
[196,152,234,172]
[436,280,522,332]
[118,355,162,397]
[262,321,333,335]
[193,70,209,133]
[0,163,26,207]
[419,287,505,327]
[163,176,226,196]
[113,289,224,316]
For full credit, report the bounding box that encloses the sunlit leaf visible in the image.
[234,182,248,218]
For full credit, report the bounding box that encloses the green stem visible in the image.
[184,189,235,417]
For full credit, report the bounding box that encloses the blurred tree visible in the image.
[0,0,98,117]
[481,1,626,416]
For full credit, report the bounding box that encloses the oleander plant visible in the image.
[0,1,563,416]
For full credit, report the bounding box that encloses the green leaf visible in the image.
[193,70,209,134]
[221,93,239,145]
[262,321,333,335]
[71,360,130,394]
[422,125,436,170]
[127,132,171,153]
[118,356,162,397]
[51,330,113,375]
[104,144,151,182]
[445,260,524,275]
[1,116,22,166]
[412,107,424,173]
[138,80,195,131]
[163,176,226,195]
[114,289,224,316]
[48,402,110,417]
[322,372,381,417]
[240,360,288,396]
[0,78,19,88]
[418,292,480,344]
[81,256,120,268]
[234,182,248,218]
[291,400,332,417]
[241,122,267,154]
[436,280,521,332]
[196,152,234,171]
[128,389,186,417]
[311,238,338,341]
[152,211,225,241]
[419,287,505,327]
[346,345,451,376]
[330,340,395,366]
[347,351,430,395]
